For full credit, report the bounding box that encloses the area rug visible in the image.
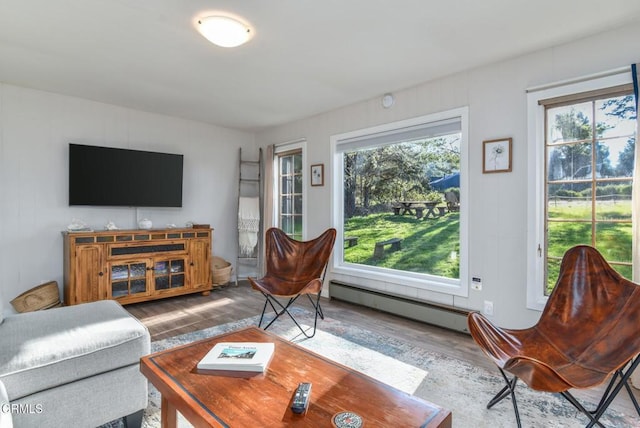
[111,310,639,427]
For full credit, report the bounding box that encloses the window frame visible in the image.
[330,107,469,297]
[272,140,307,240]
[526,71,634,310]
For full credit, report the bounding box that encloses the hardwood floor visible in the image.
[125,281,640,419]
[126,282,267,341]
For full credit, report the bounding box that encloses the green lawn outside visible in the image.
[546,200,632,292]
[343,211,460,278]
[343,200,632,294]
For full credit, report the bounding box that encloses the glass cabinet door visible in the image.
[110,261,148,298]
[154,259,185,291]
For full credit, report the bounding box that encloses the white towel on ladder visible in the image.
[238,196,260,256]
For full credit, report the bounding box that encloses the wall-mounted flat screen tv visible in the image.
[69,143,184,207]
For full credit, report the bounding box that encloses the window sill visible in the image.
[331,263,467,298]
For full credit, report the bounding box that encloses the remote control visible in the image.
[291,382,312,414]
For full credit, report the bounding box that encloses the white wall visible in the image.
[1,22,637,326]
[255,22,640,328]
[0,83,255,310]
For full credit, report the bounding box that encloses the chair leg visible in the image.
[281,293,320,338]
[259,294,295,331]
[258,297,270,328]
[487,369,521,428]
[488,359,640,428]
[487,383,512,409]
[256,292,323,338]
[307,293,324,320]
[623,377,640,416]
[583,357,640,428]
[553,357,640,428]
[301,292,323,338]
[559,391,605,428]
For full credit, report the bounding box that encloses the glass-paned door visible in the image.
[277,150,303,240]
[544,91,636,294]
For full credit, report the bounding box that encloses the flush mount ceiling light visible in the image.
[196,15,253,48]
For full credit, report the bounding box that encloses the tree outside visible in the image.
[344,135,460,218]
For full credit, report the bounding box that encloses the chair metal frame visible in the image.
[249,228,336,339]
[487,359,640,428]
[256,275,326,339]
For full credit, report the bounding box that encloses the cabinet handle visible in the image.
[190,262,195,266]
[98,271,104,277]
[147,266,153,271]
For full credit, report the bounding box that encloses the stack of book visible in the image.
[197,342,275,373]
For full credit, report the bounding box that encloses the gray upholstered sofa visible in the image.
[0,290,150,428]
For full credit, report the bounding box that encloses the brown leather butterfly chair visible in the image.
[468,245,640,428]
[248,228,336,338]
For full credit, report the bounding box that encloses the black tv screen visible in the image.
[69,144,183,207]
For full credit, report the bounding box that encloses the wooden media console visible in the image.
[63,227,213,306]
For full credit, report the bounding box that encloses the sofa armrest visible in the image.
[0,379,13,428]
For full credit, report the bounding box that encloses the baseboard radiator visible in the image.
[329,281,470,334]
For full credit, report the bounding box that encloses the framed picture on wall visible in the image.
[483,138,512,173]
[311,164,324,186]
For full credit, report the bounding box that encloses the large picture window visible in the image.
[331,108,469,296]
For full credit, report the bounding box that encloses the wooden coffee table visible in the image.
[140,326,452,427]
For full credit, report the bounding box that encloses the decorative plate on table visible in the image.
[331,411,363,428]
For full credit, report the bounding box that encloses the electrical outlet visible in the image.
[483,300,494,316]
[471,277,482,291]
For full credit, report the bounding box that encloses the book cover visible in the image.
[197,342,275,372]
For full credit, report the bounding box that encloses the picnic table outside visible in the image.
[394,201,445,219]
[395,201,423,216]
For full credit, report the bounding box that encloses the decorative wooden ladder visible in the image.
[236,148,263,285]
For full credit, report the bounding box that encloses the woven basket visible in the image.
[11,281,61,313]
[212,256,233,286]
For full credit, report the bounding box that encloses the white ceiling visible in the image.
[1,1,639,131]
